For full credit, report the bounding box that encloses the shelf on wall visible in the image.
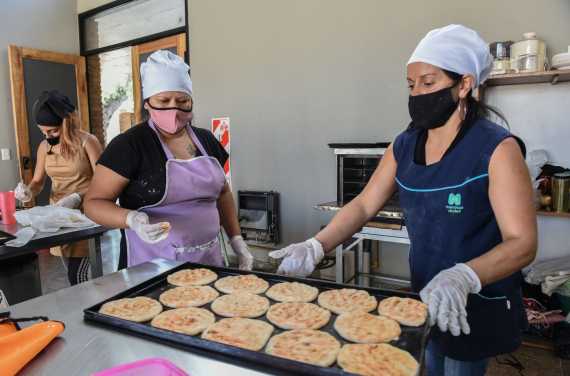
[537,210,570,218]
[485,69,570,87]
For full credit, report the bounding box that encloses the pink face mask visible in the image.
[149,108,193,134]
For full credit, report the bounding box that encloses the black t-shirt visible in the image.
[98,122,228,210]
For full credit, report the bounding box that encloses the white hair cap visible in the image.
[408,24,493,87]
[141,50,192,99]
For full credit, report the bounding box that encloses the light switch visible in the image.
[1,148,11,161]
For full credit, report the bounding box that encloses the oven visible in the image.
[330,143,403,224]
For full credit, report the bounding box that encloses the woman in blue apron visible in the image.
[84,50,253,271]
[270,25,537,375]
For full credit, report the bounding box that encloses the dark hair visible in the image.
[442,70,509,128]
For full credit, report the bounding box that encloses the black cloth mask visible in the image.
[408,85,459,130]
[46,136,60,146]
[46,136,60,155]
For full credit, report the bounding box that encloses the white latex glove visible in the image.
[14,182,32,203]
[420,263,482,336]
[268,237,324,277]
[126,211,170,244]
[54,193,82,209]
[230,235,254,271]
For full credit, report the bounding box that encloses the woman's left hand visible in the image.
[230,235,254,271]
[54,193,82,209]
[420,263,481,336]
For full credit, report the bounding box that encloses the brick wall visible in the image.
[86,55,105,146]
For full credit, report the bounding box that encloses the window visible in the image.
[79,0,187,55]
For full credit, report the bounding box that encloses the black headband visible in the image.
[32,90,75,126]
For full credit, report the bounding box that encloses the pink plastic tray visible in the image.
[92,358,189,376]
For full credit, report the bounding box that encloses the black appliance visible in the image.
[238,190,280,244]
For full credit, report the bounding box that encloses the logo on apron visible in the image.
[446,193,464,214]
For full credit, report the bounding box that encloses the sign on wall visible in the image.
[211,117,231,186]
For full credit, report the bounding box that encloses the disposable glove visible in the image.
[268,237,324,277]
[126,211,170,244]
[420,263,481,336]
[230,235,254,271]
[14,182,32,203]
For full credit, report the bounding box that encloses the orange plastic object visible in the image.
[0,322,18,337]
[0,320,64,376]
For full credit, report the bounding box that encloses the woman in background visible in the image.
[14,90,102,285]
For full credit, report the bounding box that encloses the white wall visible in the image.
[486,84,570,262]
[0,0,80,191]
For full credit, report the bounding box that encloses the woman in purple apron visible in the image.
[84,50,253,270]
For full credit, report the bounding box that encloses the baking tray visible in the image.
[84,263,431,375]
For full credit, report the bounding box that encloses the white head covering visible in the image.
[407,24,493,87]
[141,50,192,99]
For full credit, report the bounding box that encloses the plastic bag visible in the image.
[14,206,95,233]
[557,280,570,298]
[4,227,36,247]
[525,256,570,285]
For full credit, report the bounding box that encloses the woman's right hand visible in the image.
[269,238,324,277]
[14,182,32,202]
[126,211,170,244]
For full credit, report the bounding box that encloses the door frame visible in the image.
[8,45,90,183]
[131,33,187,124]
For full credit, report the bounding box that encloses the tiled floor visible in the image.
[35,233,570,375]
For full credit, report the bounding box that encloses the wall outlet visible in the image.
[1,148,10,161]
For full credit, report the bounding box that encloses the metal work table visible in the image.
[0,224,108,303]
[9,259,268,376]
[315,202,411,287]
[0,224,107,277]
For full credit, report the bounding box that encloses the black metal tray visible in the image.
[84,263,430,375]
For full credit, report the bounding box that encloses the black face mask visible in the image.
[46,136,60,146]
[408,84,459,130]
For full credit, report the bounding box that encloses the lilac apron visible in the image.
[125,121,226,267]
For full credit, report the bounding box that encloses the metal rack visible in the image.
[314,202,411,288]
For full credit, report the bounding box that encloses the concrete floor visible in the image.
[34,231,570,375]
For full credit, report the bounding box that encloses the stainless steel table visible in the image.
[9,259,268,376]
[0,224,108,304]
[0,224,107,278]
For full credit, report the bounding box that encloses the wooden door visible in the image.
[131,33,187,124]
[8,46,89,205]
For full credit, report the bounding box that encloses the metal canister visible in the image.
[552,172,570,213]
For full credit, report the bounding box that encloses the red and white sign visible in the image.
[211,117,231,186]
